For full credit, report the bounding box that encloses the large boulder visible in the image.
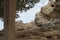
[41,0,56,15]
[35,0,60,26]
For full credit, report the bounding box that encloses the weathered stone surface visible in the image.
[41,0,56,15]
[35,12,50,26]
[15,0,60,40]
[35,0,60,26]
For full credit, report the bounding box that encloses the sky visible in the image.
[15,0,49,23]
[0,0,49,30]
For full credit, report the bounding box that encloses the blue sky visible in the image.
[0,20,4,30]
[16,0,49,23]
[0,0,49,30]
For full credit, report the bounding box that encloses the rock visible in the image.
[1,0,60,40]
[43,30,60,37]
[35,12,50,26]
[41,0,56,15]
[11,0,60,40]
[35,0,60,26]
[40,37,48,40]
[34,0,56,26]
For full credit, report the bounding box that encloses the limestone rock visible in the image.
[35,0,60,26]
[41,0,56,15]
[34,0,56,26]
[35,12,50,26]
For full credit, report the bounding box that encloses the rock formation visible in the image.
[13,0,60,39]
[35,0,60,26]
[0,0,60,40]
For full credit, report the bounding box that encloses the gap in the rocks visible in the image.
[15,0,49,23]
[0,0,49,31]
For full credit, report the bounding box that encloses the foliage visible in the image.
[0,0,40,18]
[16,0,40,12]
